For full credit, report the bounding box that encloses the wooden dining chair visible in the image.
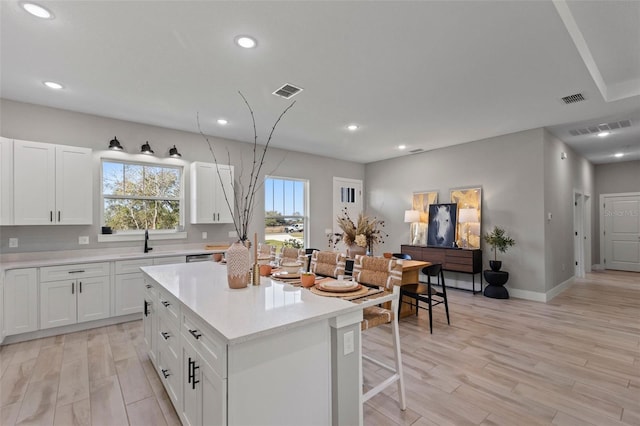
[352,255,406,410]
[309,251,346,278]
[399,263,450,334]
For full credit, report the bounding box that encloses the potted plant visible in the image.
[483,226,515,272]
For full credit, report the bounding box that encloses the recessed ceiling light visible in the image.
[43,81,63,89]
[597,131,610,137]
[398,145,406,150]
[21,2,53,19]
[235,36,257,49]
[347,124,359,131]
[217,119,228,125]
[614,152,624,158]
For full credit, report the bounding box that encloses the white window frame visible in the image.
[98,153,186,242]
[265,175,309,247]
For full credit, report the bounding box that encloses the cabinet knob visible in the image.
[161,331,170,340]
[145,284,152,289]
[162,301,170,307]
[188,329,202,340]
[161,369,171,379]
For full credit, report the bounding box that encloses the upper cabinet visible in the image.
[0,137,14,225]
[190,162,234,224]
[14,139,93,225]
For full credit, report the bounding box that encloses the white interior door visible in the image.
[603,193,640,272]
[333,178,363,251]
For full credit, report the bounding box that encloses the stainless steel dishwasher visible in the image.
[186,253,213,262]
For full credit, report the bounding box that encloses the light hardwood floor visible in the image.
[1,270,638,425]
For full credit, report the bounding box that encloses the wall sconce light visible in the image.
[168,145,182,158]
[108,136,123,151]
[140,141,154,155]
[458,208,479,249]
[404,210,421,245]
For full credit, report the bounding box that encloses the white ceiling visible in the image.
[1,0,639,164]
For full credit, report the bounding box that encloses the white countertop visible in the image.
[141,262,360,344]
[0,246,223,272]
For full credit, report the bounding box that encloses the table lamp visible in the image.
[458,208,479,248]
[404,210,421,245]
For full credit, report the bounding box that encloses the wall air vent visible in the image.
[409,148,424,154]
[272,83,303,99]
[568,120,633,137]
[561,93,585,104]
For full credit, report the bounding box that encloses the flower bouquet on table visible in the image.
[336,208,387,257]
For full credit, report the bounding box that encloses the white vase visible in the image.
[226,241,251,289]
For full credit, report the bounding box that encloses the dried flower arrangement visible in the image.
[336,207,387,252]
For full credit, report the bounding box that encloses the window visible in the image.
[265,177,307,249]
[102,160,183,231]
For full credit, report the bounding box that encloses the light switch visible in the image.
[228,230,238,238]
[9,238,18,248]
[79,236,89,245]
[202,232,208,239]
[343,330,354,355]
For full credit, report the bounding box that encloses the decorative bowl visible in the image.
[300,272,316,287]
[281,261,302,274]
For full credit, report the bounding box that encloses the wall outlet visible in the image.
[202,232,208,240]
[79,236,89,245]
[9,238,18,248]
[343,330,354,355]
[228,230,238,238]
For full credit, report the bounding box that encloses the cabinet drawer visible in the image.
[41,262,109,282]
[158,314,181,363]
[158,288,180,329]
[115,259,153,275]
[182,311,227,378]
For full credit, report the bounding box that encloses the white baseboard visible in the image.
[1,313,141,345]
[592,264,605,271]
[508,288,546,302]
[545,276,574,302]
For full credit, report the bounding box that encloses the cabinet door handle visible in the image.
[79,282,82,293]
[192,363,200,389]
[144,300,149,317]
[68,270,85,274]
[161,368,171,379]
[146,284,152,289]
[187,357,193,384]
[188,329,202,340]
[58,211,61,222]
[161,301,170,307]
[71,282,75,294]
[161,331,170,340]
[50,211,53,222]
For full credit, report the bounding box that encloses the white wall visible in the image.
[0,99,365,253]
[542,130,594,292]
[365,128,546,295]
[593,160,640,261]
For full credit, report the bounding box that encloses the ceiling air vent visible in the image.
[568,120,633,137]
[272,83,303,99]
[409,148,424,154]
[561,93,585,104]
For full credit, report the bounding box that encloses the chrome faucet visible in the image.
[144,229,153,253]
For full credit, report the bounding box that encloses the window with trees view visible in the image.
[265,177,307,250]
[102,160,183,231]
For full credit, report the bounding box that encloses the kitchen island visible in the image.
[141,261,365,426]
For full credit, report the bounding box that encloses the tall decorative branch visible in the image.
[197,91,295,241]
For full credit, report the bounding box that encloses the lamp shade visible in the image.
[404,210,420,223]
[169,145,181,158]
[469,223,481,236]
[140,141,154,154]
[108,136,123,151]
[459,208,478,223]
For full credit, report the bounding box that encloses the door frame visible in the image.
[573,191,592,277]
[599,191,640,269]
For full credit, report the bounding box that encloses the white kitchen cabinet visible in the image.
[115,257,184,317]
[156,287,182,408]
[181,324,226,426]
[4,268,38,336]
[190,162,234,224]
[13,140,92,225]
[39,263,110,329]
[0,137,14,225]
[143,279,158,366]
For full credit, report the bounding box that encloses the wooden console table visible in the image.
[400,245,483,294]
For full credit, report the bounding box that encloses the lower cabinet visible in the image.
[4,268,38,336]
[181,335,226,426]
[143,281,158,365]
[40,276,110,329]
[114,259,153,316]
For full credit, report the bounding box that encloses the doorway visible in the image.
[332,177,363,251]
[600,193,640,272]
[573,192,592,278]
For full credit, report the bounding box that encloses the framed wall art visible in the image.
[427,203,458,248]
[411,191,438,245]
[449,187,482,249]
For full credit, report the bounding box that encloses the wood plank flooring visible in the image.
[0,270,637,425]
